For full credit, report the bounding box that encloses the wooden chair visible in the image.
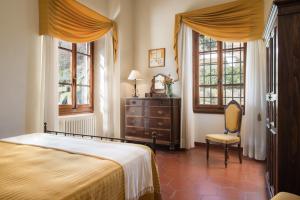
[206,100,243,168]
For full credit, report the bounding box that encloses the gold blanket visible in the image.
[0,141,161,200]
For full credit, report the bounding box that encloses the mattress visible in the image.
[0,133,161,200]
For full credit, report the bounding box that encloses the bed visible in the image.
[0,129,161,200]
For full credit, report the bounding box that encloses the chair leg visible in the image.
[238,143,242,164]
[206,139,209,162]
[224,144,228,168]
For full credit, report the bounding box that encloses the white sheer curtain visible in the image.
[41,36,59,131]
[179,25,195,149]
[94,33,115,137]
[243,40,266,160]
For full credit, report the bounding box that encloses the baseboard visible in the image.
[194,142,242,151]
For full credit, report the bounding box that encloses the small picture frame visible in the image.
[148,48,165,68]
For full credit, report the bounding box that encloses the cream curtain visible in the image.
[179,25,195,149]
[173,0,264,75]
[39,0,118,62]
[41,36,59,131]
[94,33,116,137]
[243,40,266,160]
[26,36,58,132]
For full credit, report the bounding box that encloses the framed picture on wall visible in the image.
[148,48,165,68]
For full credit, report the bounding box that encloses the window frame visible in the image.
[59,42,94,116]
[192,31,246,114]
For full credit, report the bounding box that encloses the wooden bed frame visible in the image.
[43,123,157,153]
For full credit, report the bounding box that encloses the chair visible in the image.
[271,192,300,200]
[206,100,243,168]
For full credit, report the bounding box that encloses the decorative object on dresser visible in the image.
[163,74,176,97]
[128,70,141,97]
[150,74,167,97]
[264,0,300,197]
[125,98,181,150]
[149,48,165,68]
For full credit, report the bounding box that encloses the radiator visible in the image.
[59,114,97,136]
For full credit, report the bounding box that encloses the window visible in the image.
[193,31,246,113]
[58,41,94,115]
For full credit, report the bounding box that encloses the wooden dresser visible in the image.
[264,0,300,197]
[125,97,181,150]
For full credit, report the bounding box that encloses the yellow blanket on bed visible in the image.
[0,141,161,200]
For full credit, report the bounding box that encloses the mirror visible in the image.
[150,74,167,96]
[154,74,165,90]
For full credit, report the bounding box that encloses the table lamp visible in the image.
[128,70,141,97]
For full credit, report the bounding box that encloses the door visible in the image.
[266,24,278,197]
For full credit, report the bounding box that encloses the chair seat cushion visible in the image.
[206,134,240,144]
[272,192,300,200]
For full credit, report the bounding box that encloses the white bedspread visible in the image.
[2,133,153,200]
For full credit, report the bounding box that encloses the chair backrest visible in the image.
[224,100,242,135]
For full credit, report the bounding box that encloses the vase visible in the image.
[167,84,173,97]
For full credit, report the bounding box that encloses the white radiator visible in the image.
[59,114,97,136]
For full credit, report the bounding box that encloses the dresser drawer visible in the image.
[125,127,149,138]
[147,99,171,106]
[126,99,143,106]
[126,117,144,127]
[126,106,144,116]
[149,118,171,129]
[150,129,170,141]
[149,107,170,118]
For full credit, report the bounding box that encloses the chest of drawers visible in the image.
[125,98,181,150]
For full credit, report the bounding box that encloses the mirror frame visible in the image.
[150,74,167,95]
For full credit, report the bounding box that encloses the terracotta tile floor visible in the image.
[156,146,267,200]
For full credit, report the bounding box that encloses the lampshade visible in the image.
[128,70,141,80]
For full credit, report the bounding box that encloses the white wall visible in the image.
[0,0,108,138]
[0,0,40,138]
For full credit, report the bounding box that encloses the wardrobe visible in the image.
[264,0,300,197]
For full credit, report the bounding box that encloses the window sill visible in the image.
[193,106,245,115]
[59,113,95,119]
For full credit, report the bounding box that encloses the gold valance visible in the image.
[174,0,264,75]
[39,0,118,62]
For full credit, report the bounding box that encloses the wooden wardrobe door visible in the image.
[266,25,278,197]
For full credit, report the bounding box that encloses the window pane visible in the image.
[77,86,90,105]
[211,65,217,75]
[59,84,72,105]
[77,54,90,86]
[211,87,218,97]
[211,98,218,105]
[199,87,204,97]
[232,63,241,74]
[199,76,205,85]
[211,75,218,85]
[233,86,241,97]
[58,49,72,84]
[223,86,233,98]
[233,74,241,84]
[77,43,90,55]
[199,97,204,104]
[211,52,218,64]
[59,41,72,50]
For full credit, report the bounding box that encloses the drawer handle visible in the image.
[157,110,163,114]
[145,132,149,135]
[157,133,163,137]
[158,122,163,126]
[132,101,136,104]
[131,110,136,113]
